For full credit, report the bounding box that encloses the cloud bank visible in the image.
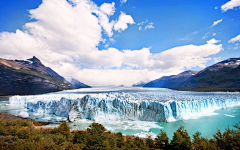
[0,0,223,86]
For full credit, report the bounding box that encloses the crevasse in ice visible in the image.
[9,91,240,122]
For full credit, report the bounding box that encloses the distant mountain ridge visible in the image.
[65,77,91,89]
[0,57,90,96]
[143,70,198,89]
[132,81,147,87]
[143,58,240,92]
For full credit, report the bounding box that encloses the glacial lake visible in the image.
[1,87,240,139]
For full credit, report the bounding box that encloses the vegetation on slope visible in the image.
[0,118,239,150]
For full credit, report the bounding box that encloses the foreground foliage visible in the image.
[0,119,239,150]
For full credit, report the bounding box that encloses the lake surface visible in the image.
[1,87,240,139]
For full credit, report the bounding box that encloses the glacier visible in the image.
[9,90,240,122]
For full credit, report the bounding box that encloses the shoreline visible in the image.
[0,96,12,98]
[0,113,52,125]
[0,112,136,140]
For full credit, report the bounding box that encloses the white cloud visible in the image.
[212,19,223,27]
[120,0,127,4]
[228,34,240,43]
[114,12,135,32]
[100,2,115,16]
[96,2,116,37]
[0,0,223,86]
[137,20,154,31]
[212,32,216,36]
[207,38,221,44]
[144,22,154,30]
[137,20,148,26]
[98,13,115,37]
[221,0,240,12]
[150,40,223,70]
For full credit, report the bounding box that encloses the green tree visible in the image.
[85,122,107,150]
[192,131,209,150]
[58,121,70,139]
[155,130,169,149]
[214,125,240,150]
[146,136,154,149]
[73,131,85,144]
[115,132,124,148]
[87,122,106,134]
[171,126,191,150]
[125,139,135,149]
[133,137,147,150]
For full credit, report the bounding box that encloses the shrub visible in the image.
[18,129,30,139]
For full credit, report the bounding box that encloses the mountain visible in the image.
[143,58,240,92]
[176,58,240,91]
[65,77,90,89]
[143,70,198,88]
[0,57,88,96]
[132,81,147,87]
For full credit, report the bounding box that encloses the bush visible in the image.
[18,129,30,139]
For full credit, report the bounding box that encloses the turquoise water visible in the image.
[154,106,240,139]
[0,96,240,139]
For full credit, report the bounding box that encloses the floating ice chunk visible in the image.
[134,132,157,139]
[224,114,235,117]
[18,111,29,118]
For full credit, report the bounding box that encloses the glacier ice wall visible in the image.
[9,92,240,122]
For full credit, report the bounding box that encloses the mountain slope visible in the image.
[143,70,198,88]
[0,57,73,96]
[176,58,240,91]
[65,77,91,89]
[143,58,240,92]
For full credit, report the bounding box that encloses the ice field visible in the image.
[2,87,240,138]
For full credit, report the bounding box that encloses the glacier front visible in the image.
[9,89,240,122]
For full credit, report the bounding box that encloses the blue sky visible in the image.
[0,0,240,85]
